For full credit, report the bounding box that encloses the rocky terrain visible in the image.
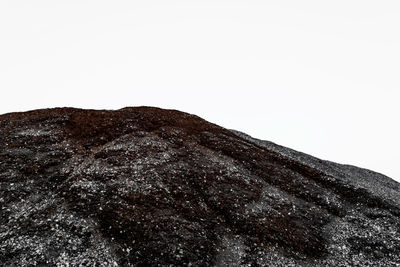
[1,107,400,266]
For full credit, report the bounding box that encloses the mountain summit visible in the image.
[1,107,399,266]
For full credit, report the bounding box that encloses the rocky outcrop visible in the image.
[1,107,399,266]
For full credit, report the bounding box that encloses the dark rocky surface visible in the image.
[1,107,399,266]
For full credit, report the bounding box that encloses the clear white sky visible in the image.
[1,1,399,181]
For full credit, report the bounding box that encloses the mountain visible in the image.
[1,107,399,266]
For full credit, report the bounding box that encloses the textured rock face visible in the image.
[1,107,400,266]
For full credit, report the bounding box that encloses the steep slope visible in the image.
[1,107,399,266]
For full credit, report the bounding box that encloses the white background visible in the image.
[1,1,399,181]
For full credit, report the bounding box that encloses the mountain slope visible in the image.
[1,107,399,266]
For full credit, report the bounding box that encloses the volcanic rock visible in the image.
[1,107,399,266]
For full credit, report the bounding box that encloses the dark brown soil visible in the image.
[1,107,400,266]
